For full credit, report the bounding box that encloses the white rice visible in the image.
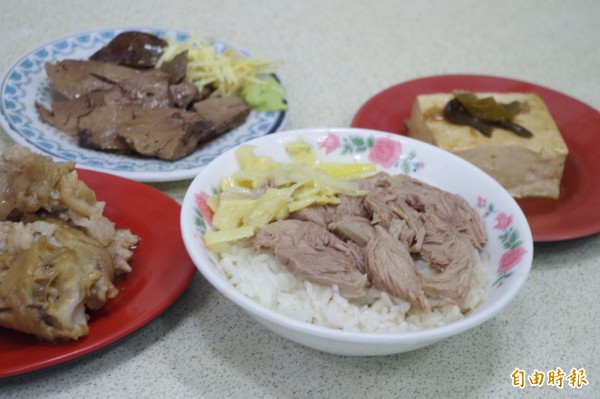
[216,245,491,333]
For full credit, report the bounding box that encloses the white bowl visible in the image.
[180,127,533,356]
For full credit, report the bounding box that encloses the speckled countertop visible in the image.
[0,1,599,398]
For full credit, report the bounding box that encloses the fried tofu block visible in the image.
[405,93,568,198]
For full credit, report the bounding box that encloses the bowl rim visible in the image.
[180,127,533,344]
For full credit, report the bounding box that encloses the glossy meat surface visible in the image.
[0,146,138,341]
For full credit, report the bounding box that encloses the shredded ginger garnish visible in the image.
[158,36,283,100]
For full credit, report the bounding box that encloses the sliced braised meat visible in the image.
[364,189,396,227]
[290,196,368,229]
[35,97,92,137]
[387,173,487,247]
[193,96,250,135]
[117,108,213,160]
[388,218,425,252]
[419,212,464,271]
[346,240,366,274]
[364,225,428,311]
[255,219,368,298]
[78,119,131,153]
[170,82,200,109]
[44,60,139,99]
[364,187,424,249]
[196,85,214,102]
[160,50,188,84]
[289,204,333,227]
[433,192,487,248]
[330,195,369,222]
[253,171,488,308]
[118,69,172,109]
[328,215,374,247]
[76,88,135,153]
[357,171,391,191]
[90,31,167,68]
[39,34,254,161]
[420,216,477,305]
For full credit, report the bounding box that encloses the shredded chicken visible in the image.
[254,171,487,312]
[255,219,368,298]
[365,225,429,312]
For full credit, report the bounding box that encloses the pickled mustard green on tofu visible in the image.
[443,91,533,138]
[204,138,376,250]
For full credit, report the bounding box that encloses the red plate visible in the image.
[352,74,600,242]
[0,169,196,378]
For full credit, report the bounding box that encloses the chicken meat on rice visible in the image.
[255,172,487,312]
[0,146,138,341]
[211,163,490,332]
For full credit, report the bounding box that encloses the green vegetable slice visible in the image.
[443,91,533,138]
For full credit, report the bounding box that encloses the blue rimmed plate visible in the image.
[0,27,287,182]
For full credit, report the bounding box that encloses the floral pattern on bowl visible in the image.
[180,128,533,356]
[316,132,424,173]
[192,130,425,246]
[476,196,528,287]
[0,27,287,182]
[189,128,530,293]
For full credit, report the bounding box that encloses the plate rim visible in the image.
[0,168,197,379]
[0,25,288,182]
[351,73,600,242]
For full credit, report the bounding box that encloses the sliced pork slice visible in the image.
[118,69,172,109]
[289,195,367,229]
[35,97,92,137]
[160,50,188,84]
[193,96,251,135]
[76,87,135,153]
[170,82,200,108]
[90,31,167,68]
[345,240,367,274]
[117,108,214,160]
[364,187,424,249]
[44,60,139,99]
[330,195,369,221]
[388,173,487,247]
[388,218,425,253]
[289,204,334,227]
[356,171,391,191]
[419,213,477,305]
[78,129,131,153]
[419,212,464,271]
[431,191,487,248]
[364,189,397,227]
[365,225,428,311]
[420,249,476,306]
[255,219,368,298]
[328,215,375,247]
